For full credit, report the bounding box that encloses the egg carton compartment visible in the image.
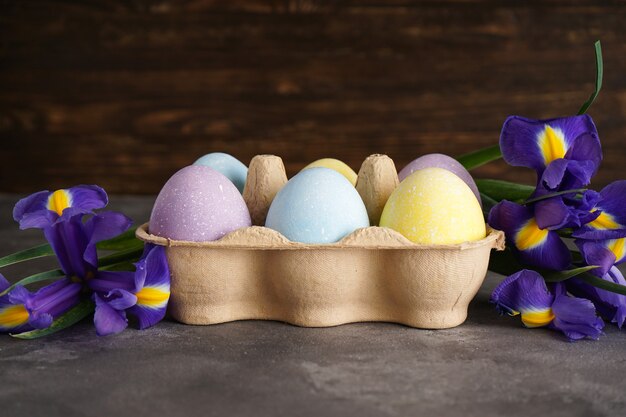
[137,154,505,329]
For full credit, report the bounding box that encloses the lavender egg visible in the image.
[398,153,481,205]
[150,165,252,241]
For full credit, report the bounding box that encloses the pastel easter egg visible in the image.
[380,167,485,245]
[302,158,358,186]
[150,165,251,241]
[265,167,369,243]
[398,153,481,205]
[193,152,248,193]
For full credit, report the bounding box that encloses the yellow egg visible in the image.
[303,158,358,186]
[380,167,486,244]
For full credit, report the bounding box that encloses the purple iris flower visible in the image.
[566,267,626,328]
[488,200,571,270]
[532,189,601,231]
[88,244,170,336]
[0,274,81,333]
[500,115,602,189]
[573,181,626,276]
[13,186,132,280]
[498,115,603,233]
[491,269,604,341]
[13,185,109,229]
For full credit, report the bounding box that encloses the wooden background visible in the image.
[1,0,625,194]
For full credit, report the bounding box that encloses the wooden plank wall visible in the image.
[1,0,625,194]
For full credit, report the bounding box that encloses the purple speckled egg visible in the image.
[398,153,481,206]
[149,165,252,241]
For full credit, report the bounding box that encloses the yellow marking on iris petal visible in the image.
[135,286,170,308]
[515,218,549,250]
[589,210,621,230]
[0,304,29,329]
[607,238,626,262]
[521,309,554,328]
[538,125,567,166]
[47,189,72,216]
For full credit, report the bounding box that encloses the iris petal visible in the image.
[94,294,128,336]
[574,239,623,277]
[12,185,108,230]
[550,290,604,341]
[28,312,53,329]
[106,288,138,311]
[500,115,597,173]
[0,304,30,331]
[88,271,135,294]
[564,131,602,176]
[489,201,571,270]
[574,181,626,241]
[83,211,132,269]
[0,273,9,292]
[44,217,91,278]
[490,269,555,328]
[23,278,82,321]
[47,189,72,216]
[534,197,578,230]
[13,191,56,230]
[128,303,167,330]
[127,245,170,330]
[65,185,108,211]
[135,245,170,290]
[567,267,626,328]
[540,159,597,191]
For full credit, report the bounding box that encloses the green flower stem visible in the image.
[542,265,598,283]
[577,40,603,115]
[0,269,65,297]
[579,272,626,296]
[11,299,95,339]
[480,192,499,218]
[96,227,140,250]
[456,144,502,170]
[0,246,143,296]
[98,247,144,268]
[0,227,142,270]
[476,179,534,203]
[0,244,54,269]
[523,189,587,205]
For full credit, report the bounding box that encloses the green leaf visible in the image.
[0,242,143,296]
[476,179,535,203]
[488,249,525,277]
[543,265,598,283]
[569,249,584,264]
[577,40,603,115]
[96,227,141,251]
[0,269,64,297]
[11,299,95,339]
[100,261,136,272]
[456,144,502,170]
[0,244,54,269]
[480,192,498,217]
[523,188,586,205]
[0,227,140,270]
[98,247,144,268]
[579,272,626,296]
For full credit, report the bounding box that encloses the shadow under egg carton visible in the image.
[137,154,505,329]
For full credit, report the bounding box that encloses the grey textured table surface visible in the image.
[1,195,625,417]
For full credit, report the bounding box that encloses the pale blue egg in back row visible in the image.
[193,152,248,193]
[265,167,370,244]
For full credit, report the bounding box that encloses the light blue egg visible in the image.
[265,167,370,244]
[193,152,248,193]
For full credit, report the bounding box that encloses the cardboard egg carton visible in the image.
[137,154,505,329]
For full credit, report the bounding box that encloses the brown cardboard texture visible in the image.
[137,154,505,329]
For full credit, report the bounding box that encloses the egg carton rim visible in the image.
[136,223,505,251]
